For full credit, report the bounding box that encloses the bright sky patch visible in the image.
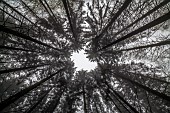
[71,50,97,71]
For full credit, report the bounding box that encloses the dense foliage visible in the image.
[0,0,170,113]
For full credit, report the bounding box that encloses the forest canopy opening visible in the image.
[0,0,170,112]
[71,50,97,71]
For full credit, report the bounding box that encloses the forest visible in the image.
[0,0,170,113]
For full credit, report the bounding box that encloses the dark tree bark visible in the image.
[95,0,132,40]
[1,0,34,23]
[43,0,58,22]
[43,87,65,113]
[0,45,38,53]
[20,0,41,20]
[24,88,52,113]
[96,78,131,113]
[100,11,170,51]
[103,89,123,113]
[82,85,87,113]
[61,0,77,40]
[111,39,170,53]
[0,64,48,74]
[130,72,170,84]
[0,25,61,52]
[114,73,170,101]
[38,0,54,21]
[113,0,170,38]
[105,81,139,113]
[0,68,64,111]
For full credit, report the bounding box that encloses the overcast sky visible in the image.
[71,50,97,71]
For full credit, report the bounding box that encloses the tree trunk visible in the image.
[114,0,170,38]
[62,0,77,41]
[131,72,170,84]
[96,79,131,113]
[105,81,139,113]
[0,68,64,111]
[115,73,170,101]
[82,85,87,113]
[0,45,38,53]
[43,0,58,22]
[0,64,48,74]
[20,0,40,20]
[1,0,35,25]
[95,0,132,40]
[24,88,51,113]
[104,89,123,113]
[38,0,53,19]
[100,11,170,51]
[0,25,61,52]
[43,87,65,113]
[112,39,170,53]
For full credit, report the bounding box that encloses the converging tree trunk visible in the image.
[0,68,64,111]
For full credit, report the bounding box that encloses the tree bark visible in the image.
[0,64,48,74]
[95,0,132,40]
[104,89,123,113]
[62,0,77,41]
[131,72,170,84]
[96,79,131,113]
[99,11,170,51]
[1,0,35,25]
[0,25,61,52]
[0,68,64,111]
[43,0,58,22]
[112,39,170,53]
[105,81,139,113]
[24,88,51,113]
[82,85,87,113]
[0,45,38,53]
[115,73,170,101]
[20,0,40,20]
[113,0,170,38]
[43,87,65,113]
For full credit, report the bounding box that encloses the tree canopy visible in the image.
[0,0,170,113]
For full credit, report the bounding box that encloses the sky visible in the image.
[71,50,97,71]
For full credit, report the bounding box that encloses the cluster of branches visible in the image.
[0,0,170,113]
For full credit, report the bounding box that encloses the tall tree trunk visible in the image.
[0,64,48,74]
[131,72,170,84]
[43,87,65,113]
[95,0,132,40]
[96,79,131,113]
[0,25,61,52]
[94,100,100,113]
[105,82,139,113]
[1,0,35,25]
[20,0,40,20]
[144,91,153,113]
[24,88,52,113]
[112,39,170,53]
[62,0,77,41]
[0,45,38,53]
[104,90,123,113]
[100,11,170,51]
[43,0,58,22]
[82,85,87,113]
[115,73,170,101]
[114,0,170,38]
[38,0,53,19]
[110,92,131,113]
[0,68,64,111]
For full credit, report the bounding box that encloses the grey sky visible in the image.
[71,50,97,71]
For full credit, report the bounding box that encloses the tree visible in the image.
[0,0,170,113]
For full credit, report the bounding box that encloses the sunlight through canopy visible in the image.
[71,50,97,71]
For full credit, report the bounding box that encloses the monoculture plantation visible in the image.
[0,0,170,113]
